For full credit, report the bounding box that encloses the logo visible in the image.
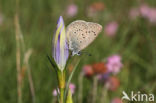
[122,91,155,102]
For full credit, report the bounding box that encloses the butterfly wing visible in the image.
[66,20,102,55]
[79,22,102,50]
[66,20,87,54]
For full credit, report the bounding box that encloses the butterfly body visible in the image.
[66,20,102,56]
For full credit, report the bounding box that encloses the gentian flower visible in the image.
[52,16,69,71]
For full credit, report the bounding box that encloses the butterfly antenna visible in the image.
[79,51,92,56]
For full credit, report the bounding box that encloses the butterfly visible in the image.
[66,20,102,56]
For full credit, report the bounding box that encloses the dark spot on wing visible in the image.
[92,31,96,36]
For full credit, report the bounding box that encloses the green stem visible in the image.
[60,88,64,103]
[57,70,66,103]
[64,58,80,101]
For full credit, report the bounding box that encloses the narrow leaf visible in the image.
[66,89,73,103]
[64,58,80,101]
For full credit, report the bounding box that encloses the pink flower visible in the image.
[139,4,156,23]
[66,4,78,17]
[104,21,118,36]
[52,89,59,96]
[147,8,156,23]
[111,97,123,103]
[106,76,120,91]
[140,4,150,17]
[52,83,76,96]
[129,4,156,23]
[82,65,94,77]
[69,83,76,94]
[106,55,123,74]
[129,8,140,19]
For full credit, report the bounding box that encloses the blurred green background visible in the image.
[0,0,156,103]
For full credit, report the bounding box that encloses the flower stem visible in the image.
[78,72,83,103]
[60,88,65,103]
[57,70,66,103]
[92,76,98,103]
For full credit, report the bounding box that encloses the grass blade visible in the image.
[64,58,81,101]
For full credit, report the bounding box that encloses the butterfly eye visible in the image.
[77,51,81,55]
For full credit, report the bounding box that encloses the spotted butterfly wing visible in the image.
[66,20,102,55]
